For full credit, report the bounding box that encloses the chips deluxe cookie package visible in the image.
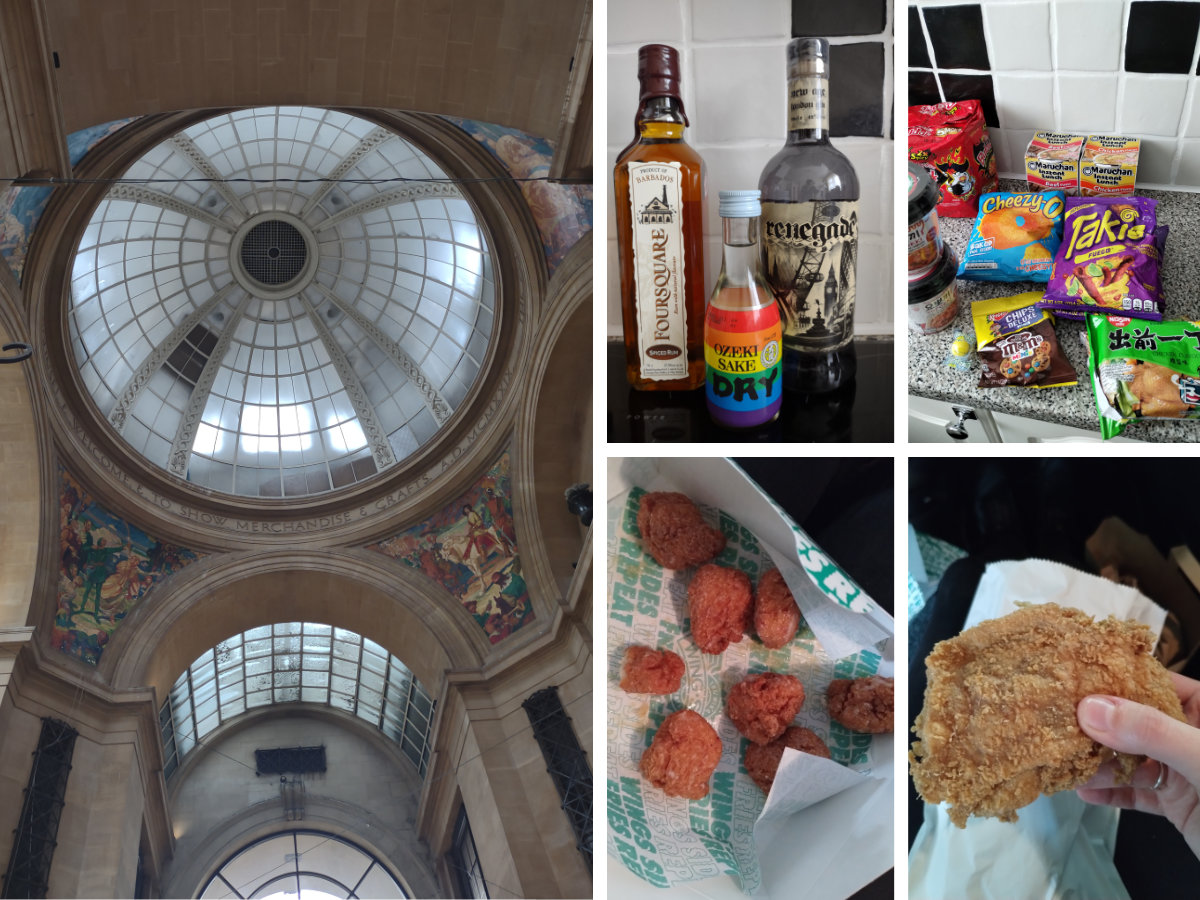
[957,191,1065,283]
[1040,197,1168,321]
[973,293,1077,389]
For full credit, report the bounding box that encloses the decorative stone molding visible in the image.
[108,283,236,433]
[300,126,395,217]
[166,133,249,217]
[311,281,451,425]
[105,184,233,233]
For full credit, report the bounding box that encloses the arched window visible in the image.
[199,830,407,899]
[160,623,434,778]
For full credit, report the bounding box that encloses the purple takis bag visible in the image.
[1039,197,1167,321]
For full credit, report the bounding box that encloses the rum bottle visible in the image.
[759,38,859,393]
[705,190,782,428]
[615,44,706,391]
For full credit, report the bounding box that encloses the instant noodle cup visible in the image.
[908,162,943,279]
[909,245,959,334]
[957,191,1065,283]
[1081,135,1139,197]
[1026,132,1085,195]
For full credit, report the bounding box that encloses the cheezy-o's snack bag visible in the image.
[957,191,1064,283]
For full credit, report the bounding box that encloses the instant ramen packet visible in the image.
[957,191,1065,283]
[1085,313,1200,439]
[973,292,1077,389]
[1040,196,1168,320]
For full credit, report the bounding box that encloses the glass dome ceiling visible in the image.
[68,107,496,499]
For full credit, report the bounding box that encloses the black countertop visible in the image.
[607,336,894,443]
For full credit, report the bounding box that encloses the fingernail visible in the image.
[1079,696,1119,732]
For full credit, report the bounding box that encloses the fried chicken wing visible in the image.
[637,491,727,570]
[910,603,1186,827]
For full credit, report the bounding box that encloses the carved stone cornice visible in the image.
[311,181,461,234]
[105,184,234,233]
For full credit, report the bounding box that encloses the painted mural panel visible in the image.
[0,117,137,282]
[367,451,534,644]
[446,117,592,275]
[53,467,202,665]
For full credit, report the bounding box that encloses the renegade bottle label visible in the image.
[761,200,859,350]
[705,300,782,427]
[629,161,688,380]
[788,75,828,132]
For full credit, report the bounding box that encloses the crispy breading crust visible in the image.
[755,568,801,649]
[688,564,753,654]
[640,708,723,799]
[726,672,806,745]
[910,603,1186,827]
[828,676,894,734]
[637,492,726,570]
[620,645,685,694]
[744,726,831,794]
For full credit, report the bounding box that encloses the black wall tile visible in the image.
[830,42,884,136]
[792,0,888,37]
[908,70,942,107]
[909,6,931,68]
[923,5,990,71]
[939,73,997,128]
[1125,1,1200,73]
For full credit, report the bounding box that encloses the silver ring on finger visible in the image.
[1153,760,1168,791]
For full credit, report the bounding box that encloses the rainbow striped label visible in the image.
[704,303,782,427]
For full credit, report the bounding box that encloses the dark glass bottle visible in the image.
[614,44,706,391]
[758,38,860,394]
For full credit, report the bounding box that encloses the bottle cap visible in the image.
[638,44,682,102]
[787,37,829,77]
[719,190,761,218]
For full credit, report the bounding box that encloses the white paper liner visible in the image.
[607,458,895,896]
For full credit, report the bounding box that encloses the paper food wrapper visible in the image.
[607,458,894,896]
[910,559,1168,900]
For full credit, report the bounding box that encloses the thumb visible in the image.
[1078,695,1200,785]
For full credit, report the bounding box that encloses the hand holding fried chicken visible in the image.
[1076,671,1200,861]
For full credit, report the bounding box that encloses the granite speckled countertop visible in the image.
[909,178,1200,441]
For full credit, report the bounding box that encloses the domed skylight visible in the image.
[68,107,495,498]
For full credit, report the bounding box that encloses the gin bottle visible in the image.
[614,44,706,391]
[759,38,859,394]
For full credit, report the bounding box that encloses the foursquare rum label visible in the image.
[615,44,706,390]
[759,38,860,394]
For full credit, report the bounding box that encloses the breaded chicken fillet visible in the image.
[910,603,1186,827]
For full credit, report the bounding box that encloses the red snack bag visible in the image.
[908,100,998,217]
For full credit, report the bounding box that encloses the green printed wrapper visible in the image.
[1085,313,1200,439]
[607,462,894,895]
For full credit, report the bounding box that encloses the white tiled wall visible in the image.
[607,0,896,337]
[912,0,1200,188]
